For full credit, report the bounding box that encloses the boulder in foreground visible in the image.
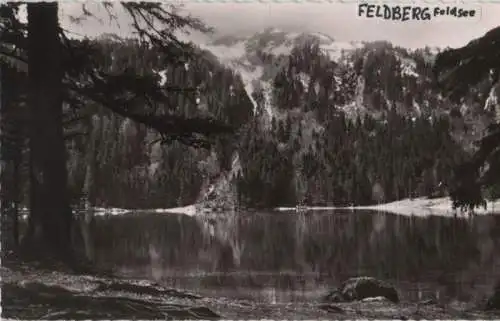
[324,276,400,304]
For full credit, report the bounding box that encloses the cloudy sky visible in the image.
[59,1,500,49]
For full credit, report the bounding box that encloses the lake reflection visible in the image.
[92,210,500,304]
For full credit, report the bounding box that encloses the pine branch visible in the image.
[66,73,234,149]
[0,4,28,73]
[1,2,234,150]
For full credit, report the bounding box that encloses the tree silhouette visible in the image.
[0,2,234,265]
[434,26,500,212]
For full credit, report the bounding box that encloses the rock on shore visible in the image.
[324,276,399,303]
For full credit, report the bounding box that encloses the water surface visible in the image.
[92,210,500,304]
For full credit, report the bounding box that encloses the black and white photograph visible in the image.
[1,0,500,319]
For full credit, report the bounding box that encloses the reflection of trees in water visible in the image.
[195,211,246,271]
[93,214,208,272]
[294,212,312,274]
[450,215,500,302]
[93,211,500,301]
[93,212,250,277]
[148,242,162,281]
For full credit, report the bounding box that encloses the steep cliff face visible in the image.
[195,152,242,212]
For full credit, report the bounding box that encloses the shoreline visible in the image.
[3,262,498,320]
[17,197,497,218]
[275,197,500,217]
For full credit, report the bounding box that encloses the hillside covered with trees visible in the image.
[2,3,500,267]
[4,21,500,213]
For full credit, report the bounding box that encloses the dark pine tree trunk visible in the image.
[1,62,15,253]
[24,3,74,262]
[1,63,23,254]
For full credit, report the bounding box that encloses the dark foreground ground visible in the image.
[2,260,500,320]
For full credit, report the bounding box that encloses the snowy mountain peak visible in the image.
[206,29,356,63]
[197,28,476,126]
[200,29,363,118]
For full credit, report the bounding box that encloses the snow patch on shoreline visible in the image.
[355,197,500,217]
[275,197,500,217]
[149,205,197,216]
[93,207,131,216]
[44,197,499,219]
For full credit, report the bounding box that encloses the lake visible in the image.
[91,210,500,305]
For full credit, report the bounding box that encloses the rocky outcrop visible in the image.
[196,172,238,213]
[196,153,241,213]
[324,276,400,304]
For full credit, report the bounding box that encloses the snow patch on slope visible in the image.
[200,41,247,62]
[156,69,167,86]
[266,43,294,56]
[394,52,419,78]
[260,80,274,121]
[240,66,264,112]
[309,32,335,44]
[484,82,500,123]
[298,72,310,91]
[400,57,419,78]
[322,41,363,61]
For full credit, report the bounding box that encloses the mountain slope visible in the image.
[60,29,500,211]
[193,28,497,209]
